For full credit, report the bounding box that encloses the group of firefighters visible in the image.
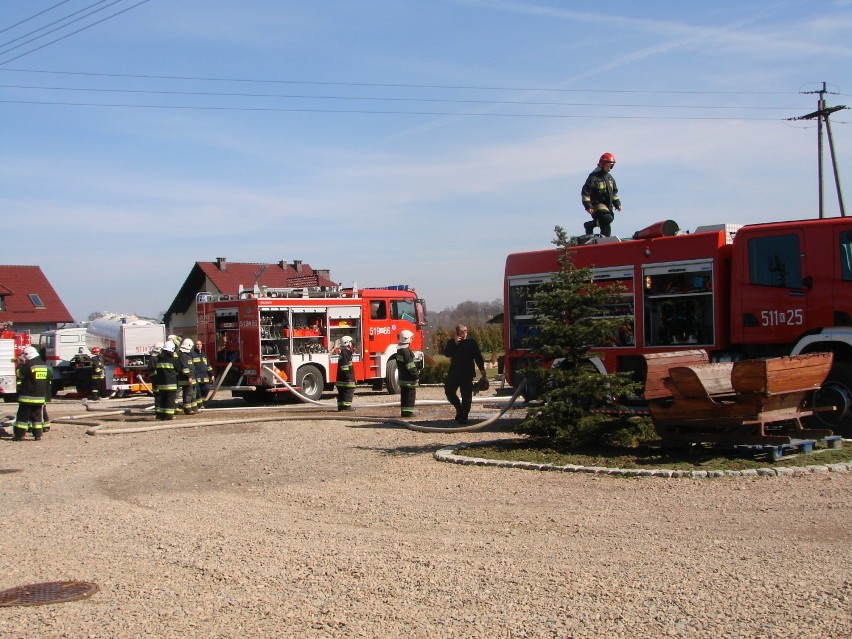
[6,343,111,441]
[7,325,484,437]
[149,336,214,420]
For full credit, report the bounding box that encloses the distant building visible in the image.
[0,265,75,338]
[164,258,337,335]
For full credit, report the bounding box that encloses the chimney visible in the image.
[216,257,227,272]
[293,260,302,274]
[316,269,330,281]
[279,259,288,270]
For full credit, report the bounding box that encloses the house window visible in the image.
[28,294,45,308]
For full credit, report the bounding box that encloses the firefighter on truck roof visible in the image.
[581,152,622,238]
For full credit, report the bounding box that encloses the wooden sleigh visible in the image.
[642,350,835,445]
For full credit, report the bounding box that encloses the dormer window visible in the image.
[28,294,45,308]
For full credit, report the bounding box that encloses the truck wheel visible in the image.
[296,365,325,401]
[809,362,852,437]
[385,359,400,395]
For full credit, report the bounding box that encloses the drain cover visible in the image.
[0,581,99,607]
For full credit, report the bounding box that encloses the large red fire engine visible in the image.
[504,217,852,432]
[196,284,426,402]
[0,323,32,402]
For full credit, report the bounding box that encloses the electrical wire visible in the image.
[0,98,789,120]
[0,1,76,36]
[0,1,114,53]
[0,83,803,111]
[0,66,806,96]
[0,0,150,66]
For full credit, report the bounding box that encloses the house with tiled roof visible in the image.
[164,258,337,335]
[0,265,75,337]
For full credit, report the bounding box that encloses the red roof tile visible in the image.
[0,265,74,325]
[196,260,337,294]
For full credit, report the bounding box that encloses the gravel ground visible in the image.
[0,387,850,639]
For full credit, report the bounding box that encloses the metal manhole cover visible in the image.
[0,469,23,474]
[0,581,99,607]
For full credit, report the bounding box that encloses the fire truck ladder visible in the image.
[239,284,344,299]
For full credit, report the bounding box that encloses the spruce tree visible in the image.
[515,226,639,446]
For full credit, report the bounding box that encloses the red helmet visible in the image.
[598,152,616,167]
[91,346,101,354]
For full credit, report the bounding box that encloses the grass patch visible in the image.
[461,439,852,471]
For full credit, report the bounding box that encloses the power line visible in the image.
[0,83,804,111]
[0,66,803,96]
[0,0,150,66]
[0,98,790,121]
[0,0,75,36]
[0,1,114,54]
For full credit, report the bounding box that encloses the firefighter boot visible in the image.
[32,428,43,441]
[13,426,29,441]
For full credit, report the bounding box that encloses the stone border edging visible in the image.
[434,438,852,478]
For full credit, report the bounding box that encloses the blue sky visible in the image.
[2,1,851,322]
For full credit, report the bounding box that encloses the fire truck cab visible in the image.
[196,285,426,402]
[504,217,852,433]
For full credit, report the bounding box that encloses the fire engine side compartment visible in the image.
[503,229,732,387]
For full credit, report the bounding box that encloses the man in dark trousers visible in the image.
[443,324,487,425]
[13,346,50,440]
[335,335,356,411]
[153,340,178,420]
[395,330,420,419]
[89,346,105,400]
[192,339,214,411]
[581,151,621,237]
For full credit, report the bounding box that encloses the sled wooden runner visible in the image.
[642,350,835,445]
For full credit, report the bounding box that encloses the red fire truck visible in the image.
[504,217,852,432]
[0,323,32,402]
[196,285,426,402]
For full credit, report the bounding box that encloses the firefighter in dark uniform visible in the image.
[89,345,105,400]
[177,338,197,414]
[581,152,621,238]
[443,324,487,424]
[395,329,420,419]
[192,339,214,411]
[147,341,164,414]
[154,340,178,420]
[71,347,93,396]
[14,346,50,440]
[335,335,356,411]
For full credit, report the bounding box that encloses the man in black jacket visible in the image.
[443,324,487,425]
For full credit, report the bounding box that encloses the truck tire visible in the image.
[809,361,852,437]
[385,359,400,395]
[296,364,325,401]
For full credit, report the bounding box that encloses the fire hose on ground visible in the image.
[43,368,529,436]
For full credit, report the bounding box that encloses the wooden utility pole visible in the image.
[789,82,847,218]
